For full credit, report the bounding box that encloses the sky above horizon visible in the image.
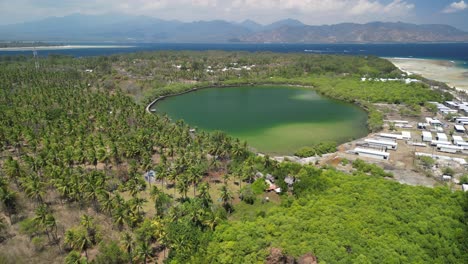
[0,0,467,30]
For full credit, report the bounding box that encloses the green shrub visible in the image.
[94,241,128,264]
[251,179,268,195]
[294,142,337,158]
[18,218,39,238]
[352,159,393,178]
[459,175,468,184]
[419,156,435,168]
[239,186,256,205]
[442,167,455,176]
[31,236,45,252]
[424,102,438,113]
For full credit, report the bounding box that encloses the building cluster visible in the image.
[360,77,420,84]
[351,130,410,160]
[431,101,468,116]
[348,99,468,189]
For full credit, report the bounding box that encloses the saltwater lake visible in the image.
[155,86,368,154]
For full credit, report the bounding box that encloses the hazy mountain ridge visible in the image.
[1,14,467,43]
[242,22,468,43]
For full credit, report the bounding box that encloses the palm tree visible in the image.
[64,250,85,264]
[204,211,222,231]
[222,173,231,184]
[109,142,120,167]
[155,164,167,189]
[80,214,98,244]
[151,218,168,257]
[86,148,98,169]
[64,228,78,250]
[166,168,178,195]
[219,184,233,213]
[34,204,54,242]
[135,240,153,264]
[112,205,127,231]
[45,214,58,242]
[129,197,147,216]
[197,182,212,207]
[176,174,190,199]
[65,228,92,260]
[231,140,246,160]
[0,188,17,221]
[242,162,255,184]
[151,186,172,217]
[188,165,204,196]
[83,171,106,211]
[23,175,46,205]
[210,158,223,172]
[98,191,114,216]
[126,174,146,198]
[61,146,75,168]
[3,157,22,187]
[121,232,135,264]
[96,147,109,170]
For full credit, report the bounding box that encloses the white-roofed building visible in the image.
[454,125,466,133]
[364,139,398,150]
[436,144,462,154]
[422,131,432,142]
[401,131,411,140]
[353,148,390,160]
[462,184,468,192]
[436,133,448,142]
[452,135,464,144]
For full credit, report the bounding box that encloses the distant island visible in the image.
[1,14,468,43]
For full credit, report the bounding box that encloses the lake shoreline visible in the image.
[146,83,314,114]
[149,84,368,155]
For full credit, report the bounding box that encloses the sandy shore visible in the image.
[387,57,468,91]
[0,45,134,51]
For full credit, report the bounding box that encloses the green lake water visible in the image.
[154,86,368,155]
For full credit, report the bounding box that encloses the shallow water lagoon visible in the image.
[155,86,368,154]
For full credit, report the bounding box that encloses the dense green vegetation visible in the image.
[204,167,467,263]
[352,159,393,178]
[0,53,465,263]
[294,142,337,158]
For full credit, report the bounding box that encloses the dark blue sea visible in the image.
[1,43,468,67]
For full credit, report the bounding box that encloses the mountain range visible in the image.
[1,14,468,43]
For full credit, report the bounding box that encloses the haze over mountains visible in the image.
[1,14,468,43]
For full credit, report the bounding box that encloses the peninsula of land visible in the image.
[388,57,468,91]
[0,45,134,51]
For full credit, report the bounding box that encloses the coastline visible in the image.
[0,45,134,51]
[387,57,468,91]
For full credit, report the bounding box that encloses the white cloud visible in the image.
[442,1,467,13]
[0,0,415,25]
[348,0,414,16]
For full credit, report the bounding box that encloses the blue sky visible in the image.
[0,0,467,30]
